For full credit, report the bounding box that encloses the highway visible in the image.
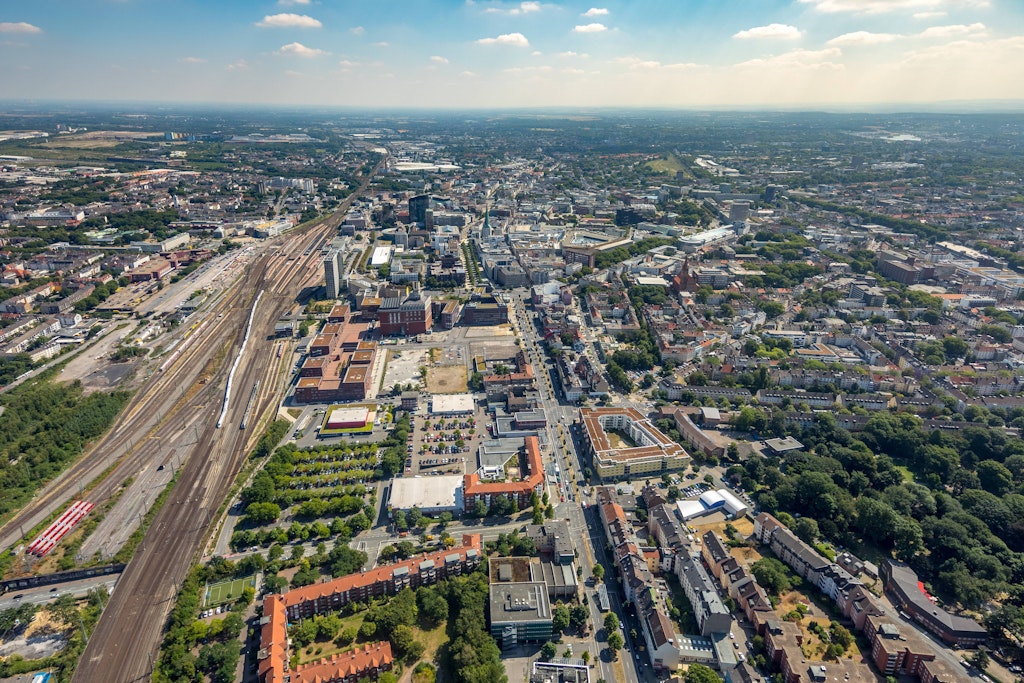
[70,168,378,683]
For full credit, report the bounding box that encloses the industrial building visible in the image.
[489,581,553,648]
[388,475,464,515]
[675,489,748,521]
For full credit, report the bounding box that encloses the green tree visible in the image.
[552,605,571,633]
[592,563,605,582]
[606,631,624,658]
[684,664,723,683]
[541,641,557,661]
[604,612,620,633]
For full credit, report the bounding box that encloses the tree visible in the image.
[552,605,571,633]
[473,498,489,518]
[604,612,620,633]
[751,557,792,596]
[541,641,557,661]
[684,664,723,683]
[592,563,605,582]
[532,506,545,526]
[545,503,555,519]
[606,631,624,658]
[570,604,589,630]
[970,647,990,672]
[417,587,449,627]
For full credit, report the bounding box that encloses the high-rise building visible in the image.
[409,194,430,226]
[323,249,343,299]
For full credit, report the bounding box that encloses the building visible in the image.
[579,406,689,480]
[463,436,545,513]
[880,560,987,648]
[258,593,394,683]
[489,581,553,648]
[430,393,475,415]
[461,293,509,326]
[753,513,829,585]
[279,534,482,621]
[379,292,433,336]
[530,659,590,683]
[409,194,431,227]
[389,475,464,515]
[323,249,343,299]
[674,554,733,636]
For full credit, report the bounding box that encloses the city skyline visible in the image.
[1,0,1024,109]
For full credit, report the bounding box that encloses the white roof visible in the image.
[716,488,748,514]
[430,393,475,414]
[370,246,392,266]
[390,475,464,512]
[326,407,370,426]
[699,490,725,508]
[677,500,707,520]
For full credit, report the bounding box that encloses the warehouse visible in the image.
[389,475,464,515]
[430,393,475,416]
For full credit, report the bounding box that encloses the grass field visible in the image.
[645,153,686,175]
[206,575,256,607]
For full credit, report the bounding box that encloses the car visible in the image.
[11,594,23,600]
[50,587,58,592]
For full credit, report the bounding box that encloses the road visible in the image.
[507,292,650,683]
[70,166,379,683]
[0,574,120,612]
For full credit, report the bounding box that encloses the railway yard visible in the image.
[0,175,371,683]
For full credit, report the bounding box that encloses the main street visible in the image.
[507,291,651,683]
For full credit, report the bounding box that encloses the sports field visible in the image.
[205,575,256,607]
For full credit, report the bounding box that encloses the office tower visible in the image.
[409,194,430,226]
[323,248,343,299]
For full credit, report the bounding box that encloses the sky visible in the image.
[1,0,1023,109]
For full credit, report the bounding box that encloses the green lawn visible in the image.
[205,575,255,607]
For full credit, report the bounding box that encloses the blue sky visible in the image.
[1,0,1023,108]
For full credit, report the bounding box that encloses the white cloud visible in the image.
[275,42,329,58]
[562,67,585,75]
[373,41,389,47]
[460,70,478,77]
[827,31,901,45]
[256,13,322,29]
[913,11,947,18]
[485,1,542,15]
[918,22,987,38]
[338,59,361,68]
[573,23,607,34]
[613,56,701,70]
[736,47,843,69]
[179,56,207,64]
[582,7,608,16]
[504,65,553,74]
[349,26,365,36]
[733,23,803,40]
[284,70,304,77]
[430,55,449,64]
[532,50,543,56]
[277,0,311,5]
[226,59,249,70]
[557,51,579,57]
[476,32,530,47]
[798,0,988,14]
[0,22,42,34]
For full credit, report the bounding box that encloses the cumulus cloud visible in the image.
[179,56,207,64]
[798,0,988,14]
[504,65,553,74]
[476,32,530,47]
[582,7,609,16]
[918,22,986,38]
[573,23,607,33]
[226,59,249,70]
[486,1,542,15]
[733,23,803,40]
[914,11,948,18]
[827,31,901,45]
[349,26,365,36]
[275,42,329,58]
[277,0,310,5]
[0,22,42,34]
[256,13,322,29]
[557,51,579,57]
[338,59,361,68]
[460,70,478,77]
[373,41,389,47]
[430,55,449,64]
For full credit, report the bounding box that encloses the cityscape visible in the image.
[1,4,1024,683]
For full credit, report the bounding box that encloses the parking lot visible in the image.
[405,404,488,477]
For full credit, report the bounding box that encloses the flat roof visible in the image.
[390,475,464,511]
[370,246,392,266]
[431,393,475,414]
[488,582,552,624]
[326,407,370,426]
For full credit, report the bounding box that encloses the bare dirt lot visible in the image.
[425,365,468,394]
[0,609,68,660]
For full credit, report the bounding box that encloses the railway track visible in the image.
[70,168,376,683]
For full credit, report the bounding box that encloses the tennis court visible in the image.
[205,575,256,608]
